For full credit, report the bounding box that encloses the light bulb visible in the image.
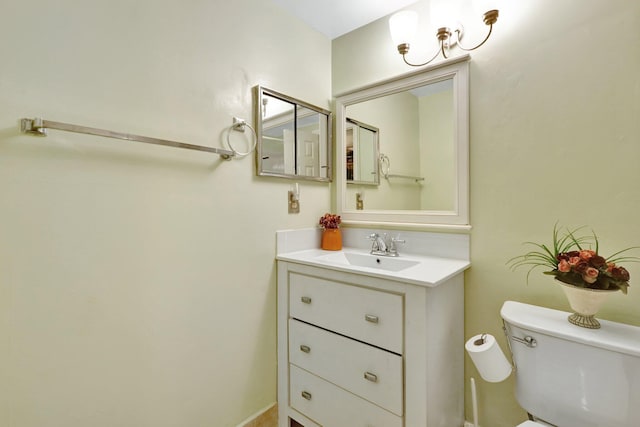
[473,0,500,15]
[389,10,418,47]
[429,0,461,31]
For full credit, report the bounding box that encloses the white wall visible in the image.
[334,1,640,426]
[0,1,331,426]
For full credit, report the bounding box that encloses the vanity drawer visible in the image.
[290,364,403,427]
[289,273,403,354]
[289,319,403,416]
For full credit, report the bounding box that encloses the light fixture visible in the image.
[389,5,499,67]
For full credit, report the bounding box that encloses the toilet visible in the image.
[500,301,640,427]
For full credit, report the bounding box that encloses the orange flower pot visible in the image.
[321,228,342,251]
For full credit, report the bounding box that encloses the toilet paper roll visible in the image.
[465,333,512,383]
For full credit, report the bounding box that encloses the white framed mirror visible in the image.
[335,56,470,229]
[254,86,332,182]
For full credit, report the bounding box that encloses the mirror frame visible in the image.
[335,56,470,229]
[254,85,333,182]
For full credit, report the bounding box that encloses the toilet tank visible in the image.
[501,301,640,427]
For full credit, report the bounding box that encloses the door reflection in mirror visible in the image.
[255,86,332,182]
[346,118,379,185]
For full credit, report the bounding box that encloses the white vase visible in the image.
[559,283,617,329]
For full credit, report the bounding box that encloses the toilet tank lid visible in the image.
[501,301,640,358]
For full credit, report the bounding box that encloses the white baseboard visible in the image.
[235,402,277,427]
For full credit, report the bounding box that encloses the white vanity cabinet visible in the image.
[277,260,465,427]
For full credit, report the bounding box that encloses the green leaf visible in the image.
[508,224,636,292]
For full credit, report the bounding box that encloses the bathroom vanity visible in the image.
[276,228,470,427]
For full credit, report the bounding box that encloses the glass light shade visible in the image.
[473,0,499,14]
[389,11,418,46]
[430,0,461,30]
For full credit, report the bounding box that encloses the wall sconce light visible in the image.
[389,4,499,67]
[356,191,365,210]
[288,183,300,214]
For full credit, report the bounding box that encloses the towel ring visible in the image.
[379,153,391,178]
[226,121,257,158]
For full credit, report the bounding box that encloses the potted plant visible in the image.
[508,224,639,329]
[319,213,342,251]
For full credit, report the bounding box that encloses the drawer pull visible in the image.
[301,391,312,400]
[301,296,312,304]
[365,314,379,324]
[364,372,378,383]
[300,345,311,353]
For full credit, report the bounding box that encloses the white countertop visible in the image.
[277,247,470,287]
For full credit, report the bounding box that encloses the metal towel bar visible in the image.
[379,153,425,183]
[20,117,236,160]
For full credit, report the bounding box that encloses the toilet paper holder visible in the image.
[474,333,489,346]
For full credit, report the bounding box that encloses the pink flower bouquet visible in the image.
[508,224,639,294]
[319,213,341,230]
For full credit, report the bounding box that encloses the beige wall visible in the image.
[0,1,330,426]
[3,0,640,426]
[419,89,455,210]
[334,0,640,426]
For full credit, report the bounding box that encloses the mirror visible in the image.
[336,57,469,228]
[346,118,379,186]
[254,86,332,182]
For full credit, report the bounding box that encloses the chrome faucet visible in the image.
[367,233,405,257]
[368,233,387,255]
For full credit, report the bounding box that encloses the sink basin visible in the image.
[277,245,471,287]
[317,251,420,272]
